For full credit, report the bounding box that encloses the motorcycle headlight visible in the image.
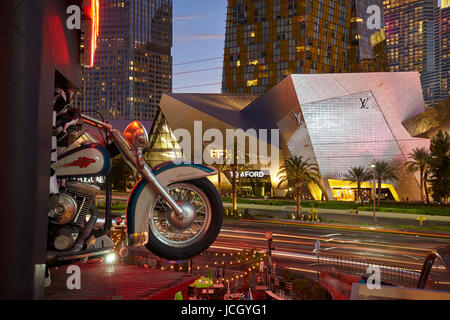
[123,121,149,151]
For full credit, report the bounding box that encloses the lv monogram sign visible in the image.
[360,98,369,109]
[293,112,303,125]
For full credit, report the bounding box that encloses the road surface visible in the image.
[209,219,450,285]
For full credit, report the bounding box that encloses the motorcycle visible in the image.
[47,112,223,266]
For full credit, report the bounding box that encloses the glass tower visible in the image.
[221,0,389,94]
[436,0,449,101]
[384,0,439,107]
[348,0,389,72]
[78,0,172,121]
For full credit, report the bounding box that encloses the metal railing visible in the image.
[319,253,420,288]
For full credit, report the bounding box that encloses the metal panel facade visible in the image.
[159,73,429,201]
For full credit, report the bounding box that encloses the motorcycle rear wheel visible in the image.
[145,178,223,260]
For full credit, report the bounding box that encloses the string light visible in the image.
[148,249,266,285]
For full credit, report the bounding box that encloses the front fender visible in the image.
[126,161,217,237]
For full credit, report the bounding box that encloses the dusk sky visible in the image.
[172,0,227,93]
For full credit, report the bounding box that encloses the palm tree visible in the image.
[405,147,431,203]
[110,157,133,191]
[277,156,321,220]
[211,163,228,195]
[373,160,398,207]
[230,162,238,213]
[235,164,246,197]
[235,154,253,197]
[345,167,372,203]
[228,148,246,213]
[428,130,450,203]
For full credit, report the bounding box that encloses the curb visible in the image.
[232,216,450,238]
[222,202,450,223]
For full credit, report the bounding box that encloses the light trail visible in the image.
[239,219,450,239]
[270,231,432,253]
[212,238,425,268]
[218,228,430,258]
[285,267,317,274]
[272,249,423,269]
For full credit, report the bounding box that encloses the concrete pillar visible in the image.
[0,0,81,299]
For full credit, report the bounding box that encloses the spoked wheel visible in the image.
[145,178,223,260]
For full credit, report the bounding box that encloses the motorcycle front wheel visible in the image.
[145,178,223,260]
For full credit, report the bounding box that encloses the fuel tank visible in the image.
[52,143,111,178]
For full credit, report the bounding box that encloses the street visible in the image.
[210,219,450,283]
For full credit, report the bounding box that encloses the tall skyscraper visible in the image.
[79,0,172,121]
[348,0,389,72]
[384,0,439,107]
[221,0,388,94]
[436,0,449,101]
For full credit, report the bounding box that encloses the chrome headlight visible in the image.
[123,121,149,151]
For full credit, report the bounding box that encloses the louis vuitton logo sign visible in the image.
[293,112,303,125]
[360,98,369,109]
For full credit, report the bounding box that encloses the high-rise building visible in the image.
[436,0,449,101]
[78,0,172,121]
[221,0,389,94]
[384,0,440,107]
[348,0,389,72]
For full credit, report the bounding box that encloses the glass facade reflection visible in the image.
[348,0,389,72]
[222,0,388,95]
[383,0,441,107]
[159,73,428,202]
[436,1,449,101]
[146,108,183,167]
[301,91,403,178]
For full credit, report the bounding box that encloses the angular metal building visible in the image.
[159,72,429,202]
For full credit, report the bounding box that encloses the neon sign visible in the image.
[84,0,99,67]
[90,0,99,67]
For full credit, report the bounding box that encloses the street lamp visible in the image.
[265,231,274,290]
[370,164,377,224]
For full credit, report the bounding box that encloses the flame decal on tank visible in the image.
[59,156,96,169]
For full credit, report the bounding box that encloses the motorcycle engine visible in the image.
[48,180,100,251]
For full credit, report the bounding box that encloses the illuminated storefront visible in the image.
[225,170,272,197]
[156,73,429,201]
[328,179,399,202]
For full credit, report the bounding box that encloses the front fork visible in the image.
[109,130,185,218]
[79,113,185,219]
[139,162,184,217]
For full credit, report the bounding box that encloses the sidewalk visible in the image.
[223,202,450,237]
[223,202,450,223]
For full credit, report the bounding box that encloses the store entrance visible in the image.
[225,170,272,198]
[332,187,396,202]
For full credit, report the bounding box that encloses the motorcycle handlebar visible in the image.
[80,113,112,131]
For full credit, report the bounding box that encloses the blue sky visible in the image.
[172,0,227,93]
